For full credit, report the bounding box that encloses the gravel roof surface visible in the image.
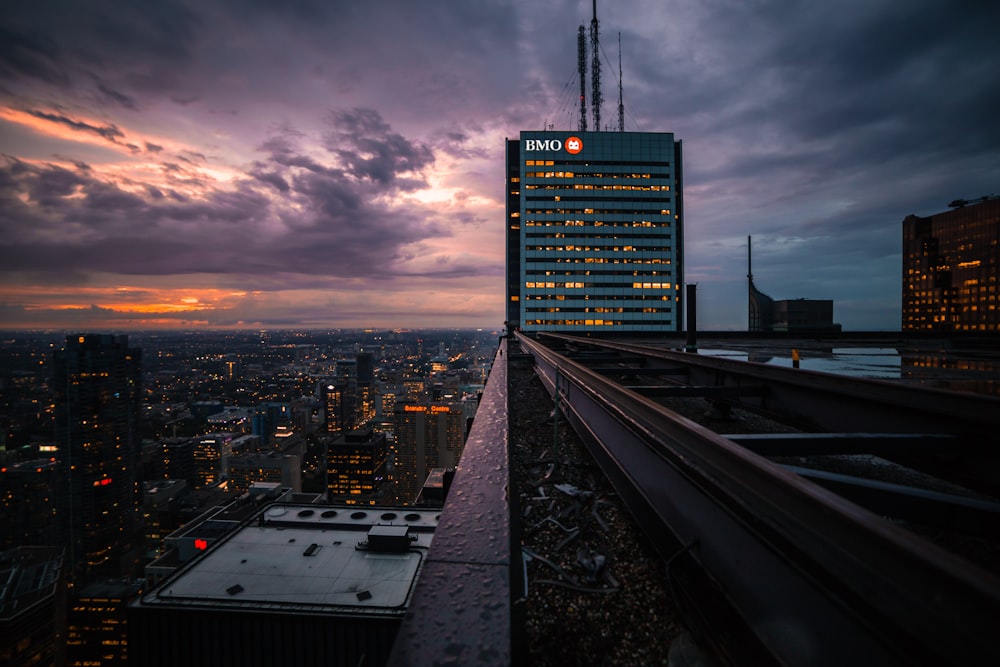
[509,354,683,666]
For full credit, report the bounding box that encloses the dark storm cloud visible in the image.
[249,168,290,193]
[0,108,455,281]
[1,2,201,100]
[0,25,67,84]
[324,108,434,188]
[25,109,125,142]
[95,80,139,110]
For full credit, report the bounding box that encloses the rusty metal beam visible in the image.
[518,332,1000,666]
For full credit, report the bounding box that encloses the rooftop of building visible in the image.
[0,546,63,619]
[137,504,440,617]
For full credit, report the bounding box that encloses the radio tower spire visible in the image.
[578,25,588,132]
[617,32,625,132]
[590,0,602,131]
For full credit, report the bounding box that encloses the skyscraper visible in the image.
[506,130,684,332]
[902,197,1000,333]
[322,380,350,437]
[53,334,142,586]
[391,403,465,504]
[356,352,376,425]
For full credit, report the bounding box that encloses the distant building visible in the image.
[53,334,142,586]
[747,236,840,333]
[327,426,388,505]
[192,434,227,489]
[0,547,65,667]
[902,197,1000,333]
[130,503,440,667]
[770,299,838,332]
[252,402,292,448]
[66,579,141,667]
[143,482,290,586]
[416,467,455,507]
[506,130,684,332]
[224,450,301,493]
[156,438,194,484]
[205,407,251,432]
[322,380,351,437]
[142,479,188,559]
[391,403,465,504]
[356,353,376,425]
[0,459,58,551]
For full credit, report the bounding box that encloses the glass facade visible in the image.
[902,199,1000,333]
[506,131,683,332]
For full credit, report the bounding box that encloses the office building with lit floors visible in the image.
[327,426,388,505]
[53,334,142,586]
[903,196,1000,333]
[65,579,141,667]
[506,130,684,332]
[391,403,465,504]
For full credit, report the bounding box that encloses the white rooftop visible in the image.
[145,505,439,616]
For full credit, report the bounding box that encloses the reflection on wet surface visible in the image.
[686,342,1000,396]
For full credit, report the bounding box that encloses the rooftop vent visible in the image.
[357,524,414,554]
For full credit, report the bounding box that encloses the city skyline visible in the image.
[2,1,999,331]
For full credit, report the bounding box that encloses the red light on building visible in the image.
[194,539,208,551]
[93,478,113,487]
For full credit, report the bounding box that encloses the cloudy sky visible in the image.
[2,0,998,331]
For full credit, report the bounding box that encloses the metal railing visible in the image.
[518,332,1000,666]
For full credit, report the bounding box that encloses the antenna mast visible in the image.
[617,32,624,132]
[577,25,588,132]
[590,0,602,131]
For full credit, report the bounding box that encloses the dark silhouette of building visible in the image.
[0,459,58,551]
[0,546,65,667]
[53,334,142,586]
[357,352,376,425]
[322,380,351,437]
[301,434,329,495]
[506,131,684,332]
[747,236,840,332]
[155,438,194,484]
[65,579,141,666]
[902,196,1000,333]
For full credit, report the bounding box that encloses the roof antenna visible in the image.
[590,0,602,131]
[578,25,588,132]
[617,32,625,132]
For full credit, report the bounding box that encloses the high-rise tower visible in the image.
[902,197,1000,333]
[391,403,465,504]
[506,131,684,332]
[53,334,142,586]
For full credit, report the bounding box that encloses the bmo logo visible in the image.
[524,136,584,155]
